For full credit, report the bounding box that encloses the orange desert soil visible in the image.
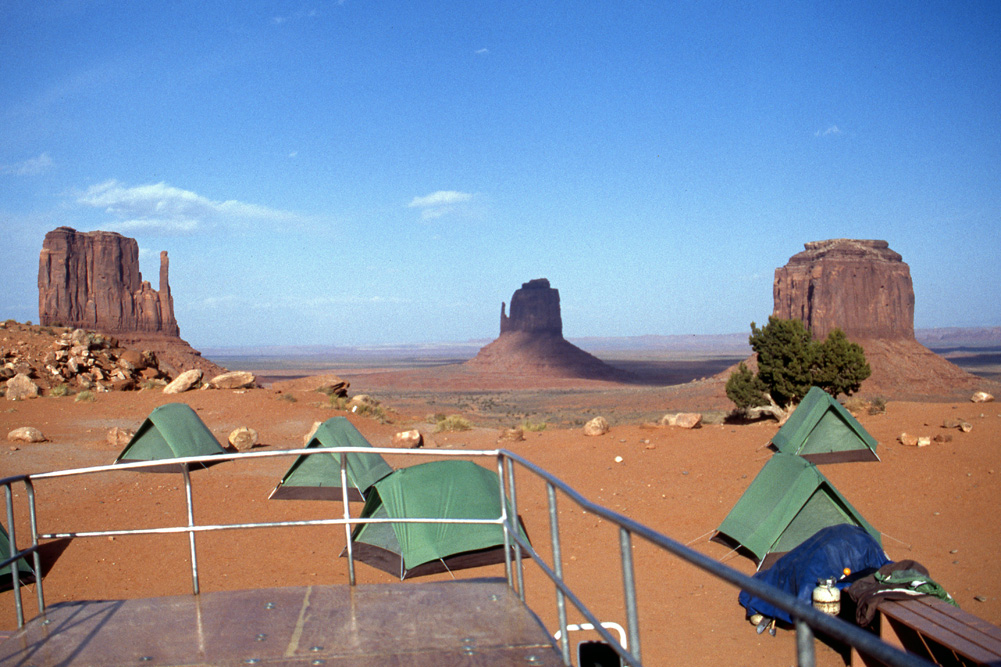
[2,385,1000,666]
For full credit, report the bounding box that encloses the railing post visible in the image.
[619,527,642,665]
[504,455,526,602]
[181,463,199,595]
[340,453,355,586]
[496,455,513,587]
[547,482,571,665]
[795,619,816,667]
[25,478,44,616]
[4,483,23,627]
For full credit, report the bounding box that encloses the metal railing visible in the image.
[2,446,932,667]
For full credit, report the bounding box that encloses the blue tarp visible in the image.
[738,524,889,625]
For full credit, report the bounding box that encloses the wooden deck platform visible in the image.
[0,579,566,666]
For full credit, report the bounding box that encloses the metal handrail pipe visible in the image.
[503,529,639,667]
[11,446,505,484]
[37,514,507,541]
[500,451,932,667]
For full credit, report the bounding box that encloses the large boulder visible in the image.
[583,416,610,436]
[209,371,256,390]
[7,426,46,443]
[163,369,203,394]
[5,373,41,401]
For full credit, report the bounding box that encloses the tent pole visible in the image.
[182,463,199,595]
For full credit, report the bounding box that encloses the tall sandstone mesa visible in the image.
[468,279,626,380]
[37,226,223,377]
[773,239,914,340]
[769,238,991,398]
[38,226,179,335]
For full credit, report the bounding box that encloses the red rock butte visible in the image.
[773,238,914,341]
[38,227,223,377]
[467,279,628,381]
[770,239,986,398]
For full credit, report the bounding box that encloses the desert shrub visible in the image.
[434,414,471,432]
[725,362,769,410]
[427,412,447,424]
[75,390,95,403]
[139,379,163,391]
[842,396,868,415]
[49,383,70,397]
[868,396,887,415]
[521,419,547,432]
[730,317,871,411]
[813,328,872,398]
[277,393,297,403]
[328,395,350,410]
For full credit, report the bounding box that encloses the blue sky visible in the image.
[2,1,999,347]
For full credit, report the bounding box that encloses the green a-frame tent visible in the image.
[1,522,35,591]
[771,386,879,463]
[269,417,393,502]
[714,453,881,569]
[114,403,226,471]
[345,460,529,579]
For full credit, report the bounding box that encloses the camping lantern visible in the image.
[812,578,841,615]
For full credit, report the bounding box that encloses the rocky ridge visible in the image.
[0,321,170,397]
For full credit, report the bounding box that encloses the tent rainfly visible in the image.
[1,522,35,590]
[269,417,393,502]
[114,403,226,471]
[714,453,881,569]
[345,460,530,579]
[771,386,879,463]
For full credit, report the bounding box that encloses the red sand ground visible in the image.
[2,382,999,665]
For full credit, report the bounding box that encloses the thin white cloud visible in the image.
[815,125,841,137]
[1,152,53,176]
[76,179,297,233]
[408,190,475,220]
[475,48,490,55]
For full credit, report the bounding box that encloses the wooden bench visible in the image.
[851,596,1001,666]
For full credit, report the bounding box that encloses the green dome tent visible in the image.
[714,453,881,569]
[269,417,393,502]
[1,522,35,591]
[771,386,879,463]
[345,460,530,579]
[114,403,226,471]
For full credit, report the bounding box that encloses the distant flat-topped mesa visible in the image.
[499,278,563,336]
[773,239,915,341]
[468,278,627,381]
[39,226,179,336]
